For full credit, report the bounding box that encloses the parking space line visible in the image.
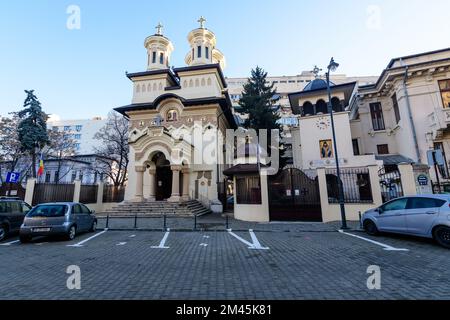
[151,229,170,249]
[227,229,269,250]
[0,240,20,246]
[116,242,127,246]
[67,229,108,247]
[338,230,409,251]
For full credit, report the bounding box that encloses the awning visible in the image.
[375,154,414,165]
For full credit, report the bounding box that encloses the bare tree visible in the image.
[94,111,129,186]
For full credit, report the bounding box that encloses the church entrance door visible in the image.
[156,164,172,201]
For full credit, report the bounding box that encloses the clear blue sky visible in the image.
[0,0,449,119]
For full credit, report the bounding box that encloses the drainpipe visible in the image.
[402,63,421,163]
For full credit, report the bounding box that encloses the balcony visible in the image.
[428,108,450,139]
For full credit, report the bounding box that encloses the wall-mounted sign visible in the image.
[6,172,20,184]
[295,189,300,196]
[417,174,429,186]
[286,189,291,196]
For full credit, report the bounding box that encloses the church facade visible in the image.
[114,19,450,223]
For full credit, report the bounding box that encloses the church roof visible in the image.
[303,78,334,91]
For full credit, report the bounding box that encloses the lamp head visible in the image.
[328,57,339,72]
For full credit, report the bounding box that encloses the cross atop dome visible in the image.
[198,16,206,29]
[155,22,163,35]
[312,65,322,79]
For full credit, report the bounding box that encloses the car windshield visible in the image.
[27,205,68,218]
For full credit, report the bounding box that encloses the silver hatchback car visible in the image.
[19,202,97,243]
[362,195,450,248]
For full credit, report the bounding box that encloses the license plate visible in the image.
[33,228,51,233]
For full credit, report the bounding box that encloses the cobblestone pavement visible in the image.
[0,224,449,300]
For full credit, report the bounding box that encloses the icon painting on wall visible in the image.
[320,139,333,158]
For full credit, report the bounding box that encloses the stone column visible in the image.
[148,168,156,201]
[73,179,81,203]
[135,166,146,202]
[181,168,190,201]
[168,165,182,202]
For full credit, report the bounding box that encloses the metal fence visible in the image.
[80,184,98,204]
[378,166,403,203]
[32,183,75,206]
[102,185,125,203]
[325,168,373,203]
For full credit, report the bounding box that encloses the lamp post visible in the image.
[326,57,348,229]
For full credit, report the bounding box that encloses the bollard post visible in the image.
[194,214,197,231]
[134,213,138,229]
[163,214,167,231]
[226,214,229,230]
[106,214,109,229]
[359,211,362,229]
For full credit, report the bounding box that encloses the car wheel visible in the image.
[433,226,450,249]
[0,225,7,241]
[66,226,77,241]
[90,221,97,233]
[364,220,379,236]
[20,235,31,243]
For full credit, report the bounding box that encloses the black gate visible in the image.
[268,167,322,221]
[378,166,403,203]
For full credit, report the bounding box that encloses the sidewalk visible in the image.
[97,213,361,232]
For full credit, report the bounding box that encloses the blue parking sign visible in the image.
[6,172,20,183]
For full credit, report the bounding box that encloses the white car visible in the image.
[362,195,450,248]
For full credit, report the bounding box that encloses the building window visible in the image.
[370,102,385,131]
[192,48,194,60]
[434,142,449,179]
[64,126,71,131]
[205,47,209,59]
[352,139,360,156]
[197,46,202,58]
[236,176,262,205]
[152,52,156,64]
[377,144,389,155]
[159,52,164,64]
[392,93,401,124]
[439,79,450,108]
[54,171,59,183]
[45,172,51,183]
[71,172,77,183]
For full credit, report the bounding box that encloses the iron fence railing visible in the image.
[325,167,374,204]
[32,182,75,206]
[80,184,98,204]
[102,185,125,203]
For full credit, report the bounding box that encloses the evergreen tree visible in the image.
[17,90,49,178]
[238,66,285,169]
[238,66,281,131]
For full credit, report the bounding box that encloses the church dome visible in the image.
[303,78,334,91]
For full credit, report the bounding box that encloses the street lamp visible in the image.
[326,57,348,229]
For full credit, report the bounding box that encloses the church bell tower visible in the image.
[144,23,174,71]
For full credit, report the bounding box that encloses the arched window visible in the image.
[147,83,151,92]
[152,51,156,64]
[316,99,328,114]
[159,83,163,90]
[197,46,202,58]
[195,79,200,87]
[142,84,146,92]
[183,80,188,87]
[331,97,342,112]
[136,84,141,93]
[205,47,209,60]
[166,109,178,122]
[189,79,194,87]
[201,78,206,86]
[159,52,164,65]
[302,101,314,116]
[153,83,157,91]
[207,78,212,86]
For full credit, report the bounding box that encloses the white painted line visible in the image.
[227,230,269,250]
[0,240,20,246]
[203,235,210,239]
[116,242,127,246]
[151,229,170,249]
[200,243,208,247]
[129,235,136,238]
[338,230,409,252]
[35,242,48,246]
[249,229,269,250]
[67,229,108,247]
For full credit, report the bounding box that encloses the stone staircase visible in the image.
[100,200,211,217]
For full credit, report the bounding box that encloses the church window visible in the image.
[136,84,140,93]
[201,78,205,86]
[439,79,450,109]
[166,110,178,122]
[207,78,212,86]
[377,144,389,155]
[205,47,209,59]
[197,46,202,58]
[159,83,163,90]
[192,48,194,60]
[152,52,156,64]
[142,84,146,92]
[183,80,187,87]
[195,79,199,87]
[147,83,151,92]
[315,99,328,114]
[370,102,385,131]
[160,52,164,64]
[189,79,194,87]
[331,97,342,112]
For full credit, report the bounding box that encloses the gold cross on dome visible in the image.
[155,22,163,35]
[312,65,322,78]
[198,16,206,28]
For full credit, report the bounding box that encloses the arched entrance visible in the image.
[153,152,173,201]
